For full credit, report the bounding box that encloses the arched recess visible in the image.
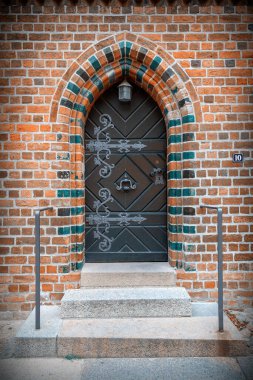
[50,32,202,271]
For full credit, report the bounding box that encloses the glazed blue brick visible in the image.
[169,188,182,197]
[71,189,84,198]
[169,224,183,233]
[76,261,84,270]
[76,68,89,82]
[168,119,181,128]
[168,153,181,162]
[88,55,101,71]
[73,103,87,115]
[57,190,70,198]
[182,114,195,124]
[67,82,80,95]
[169,206,182,215]
[125,41,132,57]
[169,241,183,251]
[168,170,182,180]
[58,226,71,235]
[119,41,125,58]
[71,206,84,216]
[71,224,85,234]
[171,86,178,94]
[183,188,195,197]
[70,135,83,144]
[150,56,162,71]
[168,134,181,144]
[71,243,84,252]
[60,98,73,109]
[183,151,195,160]
[80,89,94,104]
[91,74,104,91]
[161,68,174,82]
[104,66,115,83]
[183,225,196,234]
[136,68,144,82]
[103,47,114,63]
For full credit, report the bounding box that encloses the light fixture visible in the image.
[118,79,132,102]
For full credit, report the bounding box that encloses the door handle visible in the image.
[116,178,136,191]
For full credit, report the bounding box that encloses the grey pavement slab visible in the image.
[15,306,61,357]
[61,287,191,318]
[81,262,176,287]
[237,357,253,380]
[80,357,248,380]
[0,357,250,380]
[0,358,82,380]
[0,320,23,359]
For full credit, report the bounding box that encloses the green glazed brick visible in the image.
[168,119,181,128]
[119,41,125,58]
[57,190,70,198]
[73,103,87,115]
[71,224,85,234]
[182,114,195,124]
[71,207,84,216]
[168,153,181,162]
[169,206,182,215]
[169,241,183,251]
[125,41,132,57]
[67,82,80,95]
[183,188,195,196]
[168,134,181,144]
[88,55,102,71]
[150,56,162,71]
[169,188,182,197]
[183,151,195,160]
[58,226,71,235]
[168,170,182,179]
[183,225,196,234]
[70,135,83,144]
[91,75,104,91]
[80,89,94,104]
[71,189,84,198]
[71,243,84,252]
[169,224,183,233]
[60,98,73,109]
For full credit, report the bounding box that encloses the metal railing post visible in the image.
[200,205,223,332]
[217,207,223,332]
[34,207,53,330]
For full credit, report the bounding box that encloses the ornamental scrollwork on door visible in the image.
[86,113,146,178]
[87,187,146,252]
[86,113,147,252]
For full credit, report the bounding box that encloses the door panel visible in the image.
[85,84,167,262]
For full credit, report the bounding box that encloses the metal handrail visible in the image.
[34,207,53,329]
[200,205,223,332]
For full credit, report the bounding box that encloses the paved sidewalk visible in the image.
[0,320,252,380]
[0,357,253,380]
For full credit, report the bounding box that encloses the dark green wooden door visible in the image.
[85,84,167,262]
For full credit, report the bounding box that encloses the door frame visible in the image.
[50,32,201,272]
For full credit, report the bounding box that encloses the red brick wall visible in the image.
[0,1,252,318]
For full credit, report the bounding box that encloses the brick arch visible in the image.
[51,32,201,270]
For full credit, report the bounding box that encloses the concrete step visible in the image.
[60,287,191,319]
[81,263,176,288]
[15,305,250,358]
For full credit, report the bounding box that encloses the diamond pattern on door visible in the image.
[85,84,167,262]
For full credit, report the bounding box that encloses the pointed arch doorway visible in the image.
[85,83,167,262]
